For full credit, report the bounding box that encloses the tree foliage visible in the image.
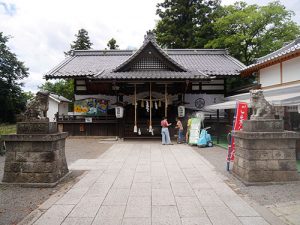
[65,29,93,56]
[205,1,300,65]
[154,0,221,48]
[39,79,74,101]
[107,38,119,50]
[0,32,29,123]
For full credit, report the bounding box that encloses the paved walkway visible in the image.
[28,142,270,225]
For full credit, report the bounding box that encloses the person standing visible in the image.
[161,117,173,145]
[176,117,184,143]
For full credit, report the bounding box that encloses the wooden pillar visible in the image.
[217,109,220,144]
[134,84,137,132]
[165,84,168,117]
[149,82,152,130]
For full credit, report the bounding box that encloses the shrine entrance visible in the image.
[123,82,181,139]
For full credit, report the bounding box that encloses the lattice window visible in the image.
[131,57,169,71]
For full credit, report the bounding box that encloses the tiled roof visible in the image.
[50,93,71,102]
[45,33,245,80]
[242,38,300,73]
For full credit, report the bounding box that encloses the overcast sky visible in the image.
[1,0,299,92]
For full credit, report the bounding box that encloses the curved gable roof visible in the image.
[113,32,187,72]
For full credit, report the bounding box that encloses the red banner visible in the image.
[227,101,248,161]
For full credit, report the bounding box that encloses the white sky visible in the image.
[1,0,299,92]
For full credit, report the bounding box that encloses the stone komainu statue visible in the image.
[24,91,50,121]
[250,89,275,120]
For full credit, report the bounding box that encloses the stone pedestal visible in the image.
[233,119,300,184]
[2,122,69,187]
[17,122,57,134]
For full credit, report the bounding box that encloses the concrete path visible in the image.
[28,142,270,225]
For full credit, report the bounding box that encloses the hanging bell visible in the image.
[138,128,141,135]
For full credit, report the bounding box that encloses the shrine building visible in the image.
[45,32,245,138]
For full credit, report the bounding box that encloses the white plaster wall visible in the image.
[58,102,69,115]
[185,93,224,117]
[282,56,300,83]
[185,93,224,110]
[260,64,281,87]
[48,98,59,122]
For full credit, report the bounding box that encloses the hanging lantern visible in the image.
[178,105,185,118]
[115,106,124,118]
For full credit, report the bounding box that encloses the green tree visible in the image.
[0,32,29,123]
[155,0,221,48]
[23,91,34,101]
[39,79,74,100]
[107,38,119,50]
[205,1,300,65]
[65,29,93,56]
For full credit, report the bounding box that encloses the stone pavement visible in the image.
[26,142,271,225]
[266,201,300,225]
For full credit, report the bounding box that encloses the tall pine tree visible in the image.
[107,38,119,50]
[155,0,221,48]
[65,28,93,56]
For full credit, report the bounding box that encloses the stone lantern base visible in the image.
[232,119,300,184]
[1,122,69,187]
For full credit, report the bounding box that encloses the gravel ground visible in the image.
[194,145,300,206]
[0,138,113,225]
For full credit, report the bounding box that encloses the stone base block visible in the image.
[242,119,283,132]
[233,119,300,184]
[17,122,57,134]
[2,132,68,186]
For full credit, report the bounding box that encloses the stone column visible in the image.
[233,119,300,184]
[2,122,69,187]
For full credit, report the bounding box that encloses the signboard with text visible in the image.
[188,118,201,145]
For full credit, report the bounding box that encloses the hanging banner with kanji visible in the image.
[227,101,248,162]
